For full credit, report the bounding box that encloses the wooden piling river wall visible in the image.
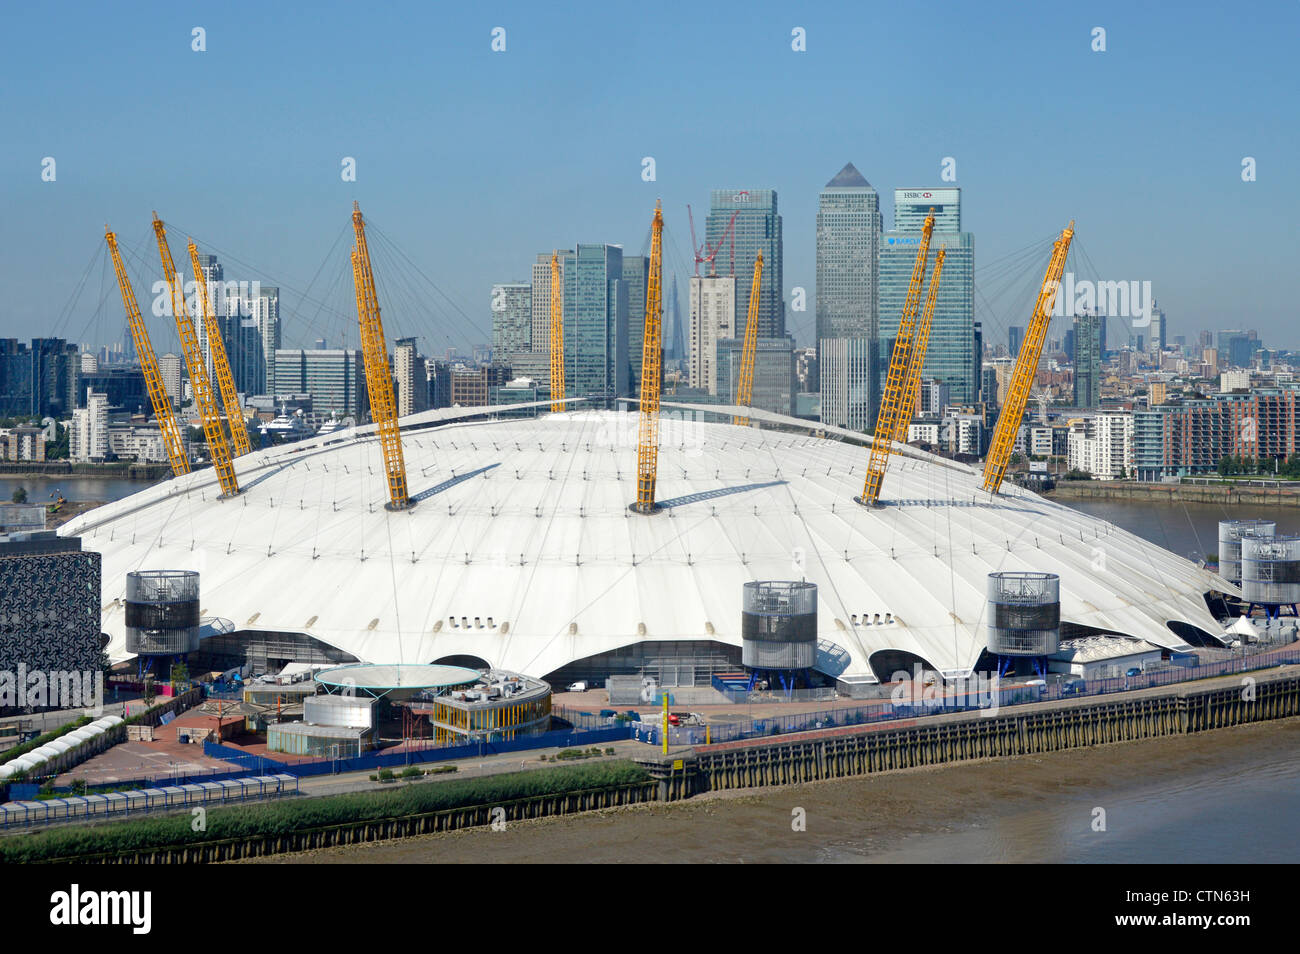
[666,668,1300,797]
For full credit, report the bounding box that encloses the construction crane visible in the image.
[549,251,565,413]
[633,201,665,514]
[350,202,410,509]
[104,227,190,479]
[733,252,764,427]
[687,205,739,276]
[153,214,242,497]
[891,246,947,443]
[187,241,252,458]
[982,222,1074,495]
[858,214,935,506]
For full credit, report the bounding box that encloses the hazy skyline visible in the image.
[2,1,1296,356]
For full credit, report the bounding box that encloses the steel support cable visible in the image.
[365,224,486,351]
[163,218,358,347]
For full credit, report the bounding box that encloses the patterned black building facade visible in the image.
[0,534,103,712]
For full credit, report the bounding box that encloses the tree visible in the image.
[10,487,27,504]
[45,422,70,460]
[170,661,190,692]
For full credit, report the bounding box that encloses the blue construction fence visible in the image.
[202,724,632,780]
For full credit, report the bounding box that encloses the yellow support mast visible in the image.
[633,201,665,514]
[350,202,410,510]
[891,246,946,443]
[983,221,1074,495]
[152,213,239,497]
[733,252,764,427]
[188,240,252,458]
[104,226,190,479]
[549,251,565,413]
[859,213,935,506]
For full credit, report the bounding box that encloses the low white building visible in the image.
[108,425,188,463]
[941,410,983,455]
[1219,369,1251,392]
[908,422,940,445]
[1049,635,1164,680]
[1029,425,1053,457]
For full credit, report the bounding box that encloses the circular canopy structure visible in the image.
[67,406,1232,684]
[315,663,480,697]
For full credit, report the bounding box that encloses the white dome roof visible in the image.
[63,405,1227,682]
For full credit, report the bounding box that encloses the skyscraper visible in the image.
[1073,312,1103,407]
[716,336,797,415]
[706,189,784,340]
[158,353,182,407]
[531,252,570,355]
[393,338,429,417]
[491,281,532,357]
[194,253,224,381]
[819,337,882,433]
[622,255,649,393]
[0,339,79,418]
[688,275,736,393]
[563,244,628,402]
[1148,299,1166,355]
[1008,326,1024,359]
[816,163,881,342]
[667,274,685,365]
[893,187,961,232]
[249,285,280,395]
[879,222,976,404]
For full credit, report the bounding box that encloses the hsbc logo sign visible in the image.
[898,188,957,202]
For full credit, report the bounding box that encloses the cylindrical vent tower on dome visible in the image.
[741,581,817,670]
[1218,519,1276,585]
[125,570,201,655]
[1241,535,1300,608]
[986,572,1061,656]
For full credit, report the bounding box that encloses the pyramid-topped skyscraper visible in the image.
[817,162,881,343]
[817,163,883,432]
[824,161,873,191]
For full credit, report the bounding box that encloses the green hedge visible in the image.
[0,760,650,863]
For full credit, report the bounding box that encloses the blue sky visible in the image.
[1,0,1296,354]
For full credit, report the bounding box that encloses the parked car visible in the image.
[1125,667,1142,677]
[1061,680,1086,696]
[566,681,588,693]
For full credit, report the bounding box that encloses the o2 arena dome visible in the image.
[63,404,1231,687]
